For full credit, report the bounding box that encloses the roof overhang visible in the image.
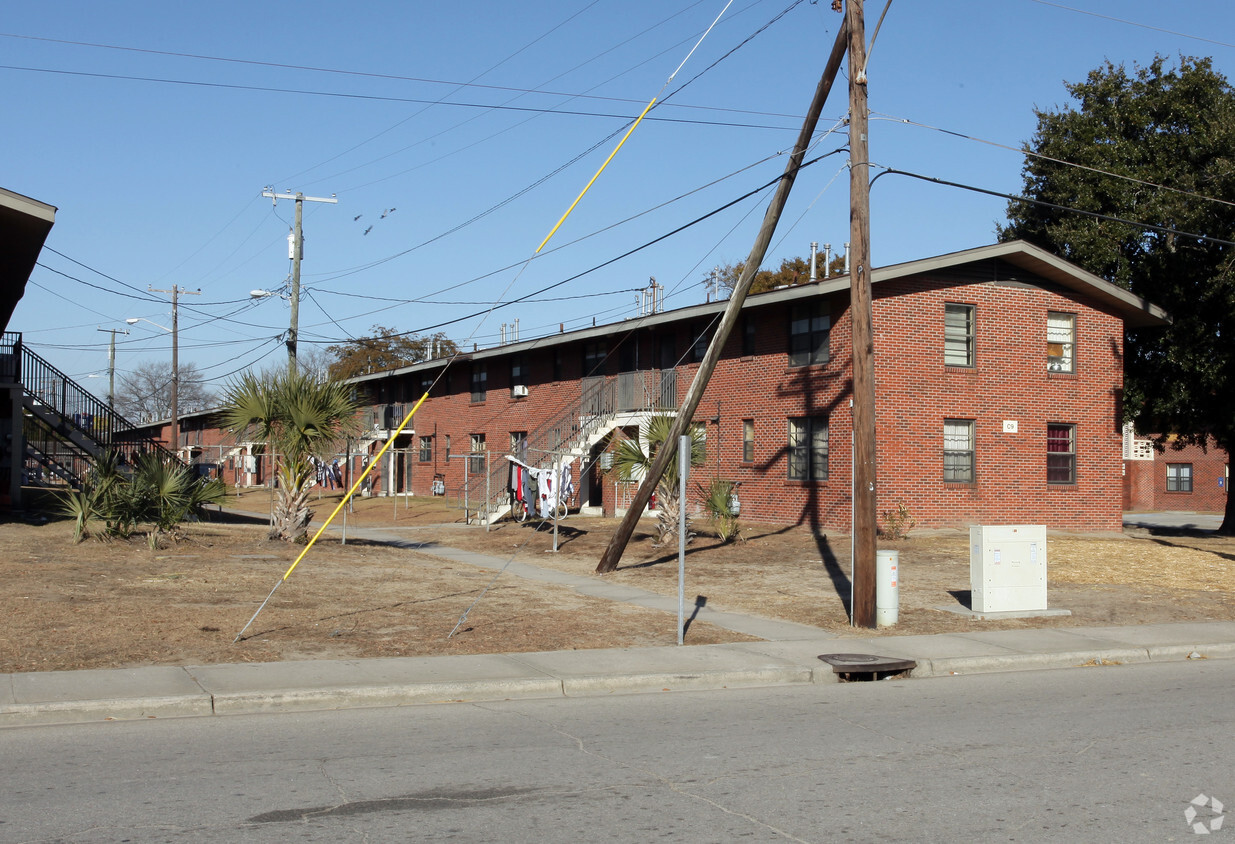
[0,187,57,333]
[874,240,1171,328]
[346,240,1171,385]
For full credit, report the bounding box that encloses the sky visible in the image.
[4,0,1234,403]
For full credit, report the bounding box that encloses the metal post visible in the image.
[678,434,689,645]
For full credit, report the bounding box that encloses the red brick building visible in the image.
[341,241,1167,533]
[1123,428,1229,513]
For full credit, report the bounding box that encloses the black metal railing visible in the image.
[15,339,180,487]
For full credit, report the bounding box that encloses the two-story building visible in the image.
[340,240,1168,533]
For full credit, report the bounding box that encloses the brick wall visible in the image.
[1124,436,1229,512]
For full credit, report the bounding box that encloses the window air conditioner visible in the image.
[511,385,529,398]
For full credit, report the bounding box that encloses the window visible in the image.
[944,304,975,367]
[419,371,436,397]
[583,341,606,377]
[1047,423,1076,484]
[469,433,486,476]
[510,431,527,457]
[418,436,432,463]
[1047,312,1075,372]
[510,355,527,387]
[789,302,830,367]
[742,314,757,356]
[692,422,707,461]
[943,419,975,482]
[691,324,712,363]
[788,415,829,481]
[1166,463,1193,493]
[445,435,451,462]
[553,349,563,381]
[470,364,487,402]
[742,419,755,463]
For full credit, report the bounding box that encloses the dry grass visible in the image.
[3,485,1231,671]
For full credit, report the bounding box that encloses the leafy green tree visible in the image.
[611,414,706,546]
[998,55,1235,534]
[326,325,458,380]
[220,369,362,542]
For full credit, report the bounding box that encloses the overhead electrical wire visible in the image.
[872,111,1235,211]
[871,167,1235,248]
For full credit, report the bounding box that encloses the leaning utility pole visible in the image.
[846,0,877,628]
[95,326,128,409]
[148,285,200,456]
[262,189,338,373]
[596,17,851,574]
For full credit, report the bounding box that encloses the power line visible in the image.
[0,63,798,132]
[872,167,1235,248]
[872,111,1235,211]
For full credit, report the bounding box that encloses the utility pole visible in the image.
[95,326,128,409]
[262,189,338,373]
[596,17,851,574]
[147,286,200,455]
[847,0,877,628]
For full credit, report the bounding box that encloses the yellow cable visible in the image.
[280,391,429,581]
[536,97,657,254]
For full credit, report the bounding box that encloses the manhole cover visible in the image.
[817,653,917,674]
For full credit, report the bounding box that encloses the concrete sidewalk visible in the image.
[3,621,1233,728]
[3,514,1233,727]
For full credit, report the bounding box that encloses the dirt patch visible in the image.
[3,487,1232,672]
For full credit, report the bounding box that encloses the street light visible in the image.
[126,316,178,453]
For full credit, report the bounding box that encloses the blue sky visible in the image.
[4,0,1233,398]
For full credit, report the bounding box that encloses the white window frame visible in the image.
[943,419,975,482]
[944,303,975,367]
[1047,312,1076,373]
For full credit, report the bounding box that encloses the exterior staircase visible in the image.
[461,369,678,525]
[4,333,179,491]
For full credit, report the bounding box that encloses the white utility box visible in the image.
[969,525,1047,613]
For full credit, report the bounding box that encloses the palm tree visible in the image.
[610,414,705,546]
[220,369,362,542]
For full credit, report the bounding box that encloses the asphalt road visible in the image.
[1,660,1232,842]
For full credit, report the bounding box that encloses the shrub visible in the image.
[878,501,916,540]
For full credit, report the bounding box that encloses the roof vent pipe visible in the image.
[844,242,851,276]
[810,241,819,282]
[823,243,832,278]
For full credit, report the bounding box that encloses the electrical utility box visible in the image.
[969,525,1048,613]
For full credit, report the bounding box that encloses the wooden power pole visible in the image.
[262,189,337,373]
[847,0,878,628]
[596,17,852,574]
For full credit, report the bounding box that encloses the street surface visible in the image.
[1,661,1231,842]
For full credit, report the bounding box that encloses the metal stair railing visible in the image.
[461,370,678,524]
[8,334,181,487]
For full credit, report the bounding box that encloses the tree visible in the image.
[326,326,458,380]
[610,414,706,546]
[220,369,362,542]
[115,360,214,423]
[998,55,1235,534]
[715,253,847,297]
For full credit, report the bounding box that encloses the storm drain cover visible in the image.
[817,653,917,676]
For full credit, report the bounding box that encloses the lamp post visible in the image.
[126,317,177,453]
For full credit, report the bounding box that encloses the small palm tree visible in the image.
[220,369,361,542]
[611,414,705,546]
